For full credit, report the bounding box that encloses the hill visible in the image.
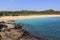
[0,9,60,16]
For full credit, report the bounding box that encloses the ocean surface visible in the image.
[15,17,60,40]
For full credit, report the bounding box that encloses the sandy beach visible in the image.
[0,15,60,22]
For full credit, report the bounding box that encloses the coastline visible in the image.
[0,15,60,22]
[0,15,60,40]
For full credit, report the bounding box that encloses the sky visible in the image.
[0,0,60,11]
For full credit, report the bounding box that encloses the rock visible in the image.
[0,23,45,40]
[0,24,7,31]
[5,24,15,29]
[0,20,5,23]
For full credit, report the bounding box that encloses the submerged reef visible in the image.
[0,21,45,40]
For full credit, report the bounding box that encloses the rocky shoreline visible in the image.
[0,21,45,40]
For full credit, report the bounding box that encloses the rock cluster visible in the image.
[0,22,45,40]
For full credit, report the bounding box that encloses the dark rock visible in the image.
[14,24,22,29]
[0,21,5,23]
[0,24,7,29]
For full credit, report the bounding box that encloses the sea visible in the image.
[15,17,60,40]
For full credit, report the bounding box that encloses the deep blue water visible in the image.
[15,17,60,40]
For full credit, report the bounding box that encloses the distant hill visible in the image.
[0,9,60,16]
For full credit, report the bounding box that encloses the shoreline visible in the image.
[0,15,60,22]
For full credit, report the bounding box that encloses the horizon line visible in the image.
[0,9,60,12]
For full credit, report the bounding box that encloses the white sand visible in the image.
[0,15,60,22]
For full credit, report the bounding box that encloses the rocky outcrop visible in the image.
[0,22,45,40]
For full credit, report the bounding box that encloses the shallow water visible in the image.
[15,17,60,40]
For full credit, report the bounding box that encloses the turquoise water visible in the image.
[15,17,60,40]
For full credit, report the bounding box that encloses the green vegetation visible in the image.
[0,9,60,16]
